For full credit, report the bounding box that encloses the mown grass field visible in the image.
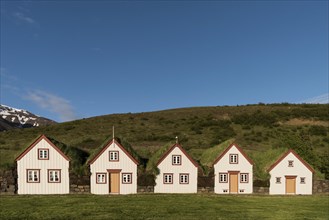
[0,194,328,219]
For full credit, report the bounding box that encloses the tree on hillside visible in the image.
[274,131,320,173]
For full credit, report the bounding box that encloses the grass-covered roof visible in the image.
[200,139,235,167]
[87,136,141,165]
[15,134,90,175]
[146,142,175,175]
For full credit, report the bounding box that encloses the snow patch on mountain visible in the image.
[0,104,56,131]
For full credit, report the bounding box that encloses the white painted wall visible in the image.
[269,152,313,195]
[90,141,137,195]
[154,147,198,193]
[214,145,253,194]
[17,138,70,194]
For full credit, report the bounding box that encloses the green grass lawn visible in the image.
[0,194,328,219]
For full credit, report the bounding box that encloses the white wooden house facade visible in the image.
[213,143,254,194]
[15,135,70,194]
[268,149,314,195]
[88,138,139,195]
[154,143,198,193]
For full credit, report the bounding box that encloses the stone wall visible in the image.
[137,186,154,193]
[70,184,90,194]
[253,187,269,194]
[313,180,329,194]
[198,187,214,193]
[0,169,16,194]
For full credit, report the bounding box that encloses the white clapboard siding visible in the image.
[16,135,70,194]
[214,143,253,194]
[268,149,314,195]
[154,143,198,193]
[89,139,138,195]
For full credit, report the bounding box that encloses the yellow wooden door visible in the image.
[286,177,296,194]
[229,173,238,193]
[110,173,120,194]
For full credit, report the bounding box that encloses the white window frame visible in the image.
[38,149,49,160]
[172,155,181,165]
[300,177,306,184]
[179,173,189,184]
[27,170,40,183]
[96,173,107,184]
[122,173,132,184]
[276,177,281,184]
[48,170,61,183]
[240,173,248,183]
[164,173,173,184]
[109,151,119,161]
[229,154,238,164]
[288,160,294,167]
[219,173,228,183]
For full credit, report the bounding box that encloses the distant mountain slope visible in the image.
[0,104,56,131]
[0,103,328,179]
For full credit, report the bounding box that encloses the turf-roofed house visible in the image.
[213,143,254,194]
[15,135,70,194]
[88,135,139,195]
[153,141,199,193]
[268,149,315,195]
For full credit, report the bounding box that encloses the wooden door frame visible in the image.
[228,171,240,194]
[285,175,297,194]
[107,169,121,194]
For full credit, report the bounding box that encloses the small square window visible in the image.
[48,170,61,183]
[229,154,238,164]
[276,177,281,183]
[219,173,228,183]
[240,173,248,183]
[288,160,294,167]
[109,151,119,161]
[96,173,106,184]
[38,149,49,160]
[179,174,189,184]
[122,173,132,184]
[172,155,181,165]
[27,170,40,183]
[164,173,173,184]
[300,177,306,184]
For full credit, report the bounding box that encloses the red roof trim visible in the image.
[15,134,70,161]
[88,139,139,165]
[267,149,315,173]
[212,143,254,166]
[156,143,199,168]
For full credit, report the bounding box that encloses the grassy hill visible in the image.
[0,103,328,180]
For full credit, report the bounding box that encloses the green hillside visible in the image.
[0,103,328,180]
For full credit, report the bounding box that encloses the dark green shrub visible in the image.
[232,111,278,127]
[309,125,328,136]
[138,173,155,186]
[319,153,329,180]
[198,176,214,187]
[253,179,270,187]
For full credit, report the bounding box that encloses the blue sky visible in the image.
[1,0,328,122]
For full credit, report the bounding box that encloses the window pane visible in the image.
[28,171,33,181]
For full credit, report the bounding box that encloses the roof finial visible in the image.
[175,136,178,144]
[112,126,115,140]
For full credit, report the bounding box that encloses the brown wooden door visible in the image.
[285,177,296,194]
[229,173,238,193]
[110,173,120,194]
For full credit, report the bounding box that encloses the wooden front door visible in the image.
[109,173,120,194]
[285,176,296,194]
[229,173,238,193]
